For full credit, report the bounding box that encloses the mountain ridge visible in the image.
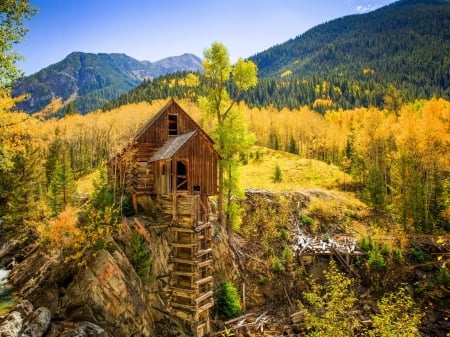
[249,0,450,88]
[104,0,450,111]
[12,52,202,115]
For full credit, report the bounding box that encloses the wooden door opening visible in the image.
[176,160,188,191]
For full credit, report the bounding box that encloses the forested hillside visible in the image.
[12,52,202,115]
[104,0,450,112]
[250,0,450,101]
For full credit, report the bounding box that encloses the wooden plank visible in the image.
[171,302,198,311]
[198,259,212,268]
[172,270,196,277]
[171,242,198,248]
[197,299,214,313]
[195,222,212,232]
[171,286,197,294]
[196,248,213,257]
[195,276,213,285]
[195,291,213,304]
[169,257,198,265]
[170,226,195,233]
[171,310,193,321]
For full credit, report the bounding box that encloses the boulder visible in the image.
[0,311,23,337]
[20,307,51,337]
[61,321,110,337]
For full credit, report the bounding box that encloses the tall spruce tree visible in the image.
[48,148,76,215]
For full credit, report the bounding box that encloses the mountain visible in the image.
[12,52,202,115]
[249,0,450,101]
[103,0,450,112]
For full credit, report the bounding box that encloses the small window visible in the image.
[168,114,178,136]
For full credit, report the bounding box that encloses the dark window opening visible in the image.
[162,163,166,175]
[193,185,201,192]
[176,161,188,191]
[168,114,178,136]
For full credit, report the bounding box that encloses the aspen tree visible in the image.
[200,42,258,228]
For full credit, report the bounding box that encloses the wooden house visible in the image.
[109,98,218,207]
[108,98,217,337]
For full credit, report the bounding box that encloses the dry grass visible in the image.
[76,169,100,197]
[240,147,352,191]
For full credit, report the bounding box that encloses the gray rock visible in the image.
[62,322,110,337]
[11,301,34,319]
[0,311,23,337]
[20,307,51,337]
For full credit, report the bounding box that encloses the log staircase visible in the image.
[160,194,214,337]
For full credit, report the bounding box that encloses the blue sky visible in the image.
[16,0,398,75]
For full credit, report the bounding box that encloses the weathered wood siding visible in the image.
[136,102,200,144]
[174,133,218,196]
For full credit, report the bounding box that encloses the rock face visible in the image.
[5,219,164,337]
[59,249,153,336]
[0,301,50,337]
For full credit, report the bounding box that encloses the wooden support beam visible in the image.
[195,291,213,304]
[169,258,198,265]
[197,299,214,313]
[172,270,196,277]
[171,242,198,248]
[196,248,213,257]
[195,276,213,285]
[198,259,213,268]
[195,222,212,232]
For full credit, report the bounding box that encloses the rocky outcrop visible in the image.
[4,218,162,337]
[59,248,153,336]
[0,301,50,337]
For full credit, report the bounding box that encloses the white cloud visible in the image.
[356,3,382,13]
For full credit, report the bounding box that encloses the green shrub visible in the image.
[216,281,242,318]
[359,236,373,252]
[280,227,289,240]
[410,247,431,263]
[368,286,421,337]
[301,213,313,226]
[129,230,152,280]
[282,245,294,264]
[273,259,283,273]
[121,193,135,217]
[272,164,283,183]
[393,248,403,263]
[381,242,391,256]
[436,267,450,285]
[367,248,387,271]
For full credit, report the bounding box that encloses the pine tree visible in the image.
[48,150,76,216]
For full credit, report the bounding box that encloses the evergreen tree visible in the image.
[272,164,283,183]
[48,149,76,215]
[288,136,299,154]
[64,102,77,116]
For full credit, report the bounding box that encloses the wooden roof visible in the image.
[133,98,214,144]
[149,130,197,162]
